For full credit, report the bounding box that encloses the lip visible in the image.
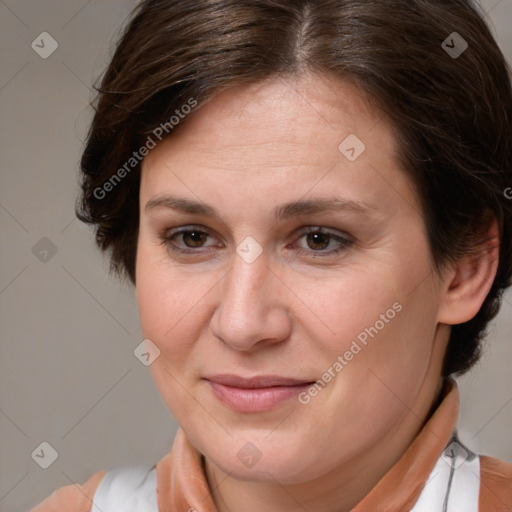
[204,374,315,412]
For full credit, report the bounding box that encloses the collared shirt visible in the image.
[30,378,512,511]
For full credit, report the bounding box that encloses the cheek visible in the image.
[333,280,440,418]
[292,266,401,351]
[297,255,438,392]
[136,271,204,356]
[136,241,186,358]
[135,238,221,370]
[135,254,209,420]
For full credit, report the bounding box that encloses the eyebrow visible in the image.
[144,195,378,222]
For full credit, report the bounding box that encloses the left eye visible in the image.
[290,228,353,256]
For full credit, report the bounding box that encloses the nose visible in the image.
[209,246,293,352]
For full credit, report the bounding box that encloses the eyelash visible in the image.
[159,225,353,257]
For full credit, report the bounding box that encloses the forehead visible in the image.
[139,73,416,221]
[143,73,395,169]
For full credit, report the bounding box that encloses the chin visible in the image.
[199,432,324,484]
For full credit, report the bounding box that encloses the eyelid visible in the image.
[296,225,352,239]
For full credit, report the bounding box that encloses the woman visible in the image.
[32,0,512,510]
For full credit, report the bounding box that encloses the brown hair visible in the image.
[77,0,512,376]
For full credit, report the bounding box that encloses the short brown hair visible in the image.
[77,0,512,376]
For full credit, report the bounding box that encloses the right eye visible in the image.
[159,225,223,254]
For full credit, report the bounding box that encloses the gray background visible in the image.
[0,1,511,510]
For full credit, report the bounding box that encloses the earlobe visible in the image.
[438,217,500,325]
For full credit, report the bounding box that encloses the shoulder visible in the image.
[30,470,106,512]
[479,455,512,511]
[30,464,158,512]
[92,464,158,511]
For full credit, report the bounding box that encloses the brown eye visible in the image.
[305,232,331,251]
[293,227,353,257]
[160,225,220,254]
[181,230,209,248]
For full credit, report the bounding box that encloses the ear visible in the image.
[437,217,500,325]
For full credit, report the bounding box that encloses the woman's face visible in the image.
[136,74,450,483]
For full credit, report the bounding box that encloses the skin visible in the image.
[135,73,499,512]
